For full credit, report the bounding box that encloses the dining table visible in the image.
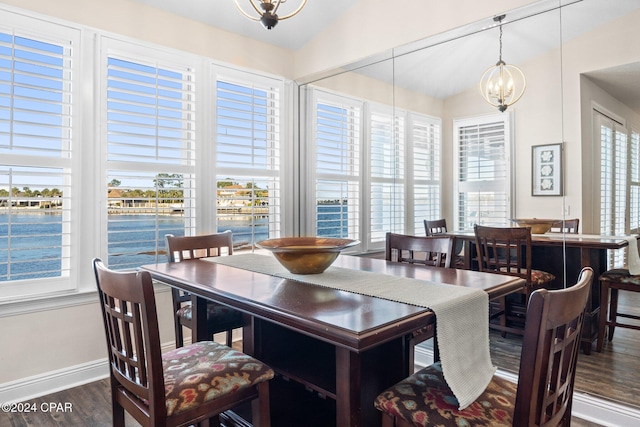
[444,230,637,354]
[141,254,525,427]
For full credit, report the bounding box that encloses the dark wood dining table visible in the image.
[141,254,525,427]
[444,230,635,354]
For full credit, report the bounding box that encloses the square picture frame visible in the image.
[532,143,563,196]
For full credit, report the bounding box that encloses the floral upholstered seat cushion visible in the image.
[162,341,274,417]
[600,268,640,285]
[374,362,516,427]
[498,268,555,286]
[177,301,243,324]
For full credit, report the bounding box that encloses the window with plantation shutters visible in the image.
[214,73,283,249]
[454,114,511,230]
[410,114,441,234]
[370,106,404,243]
[312,91,361,240]
[596,110,628,268]
[0,15,78,288]
[103,40,197,270]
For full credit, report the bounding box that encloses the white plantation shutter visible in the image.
[410,114,441,234]
[596,111,628,268]
[454,114,511,229]
[214,73,283,248]
[0,15,78,287]
[370,106,404,242]
[103,40,197,270]
[313,92,361,239]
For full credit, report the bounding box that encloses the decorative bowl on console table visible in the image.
[511,218,555,234]
[256,237,359,274]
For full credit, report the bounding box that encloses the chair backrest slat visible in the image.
[550,218,580,234]
[514,267,592,426]
[386,232,454,268]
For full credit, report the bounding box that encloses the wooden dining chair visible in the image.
[165,231,244,348]
[474,224,555,336]
[385,232,454,367]
[375,267,593,427]
[385,232,454,268]
[424,219,465,268]
[424,219,448,236]
[93,258,274,427]
[550,218,580,234]
[596,267,640,352]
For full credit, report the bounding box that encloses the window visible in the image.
[102,40,197,270]
[410,114,442,234]
[0,13,79,296]
[310,91,362,241]
[454,113,512,230]
[308,88,441,250]
[596,110,636,268]
[214,70,284,249]
[369,105,404,243]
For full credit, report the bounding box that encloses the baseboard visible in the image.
[414,345,640,427]
[0,341,175,404]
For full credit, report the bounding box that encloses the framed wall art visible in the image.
[532,143,563,196]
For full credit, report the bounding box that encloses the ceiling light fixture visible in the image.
[233,0,308,30]
[480,15,526,112]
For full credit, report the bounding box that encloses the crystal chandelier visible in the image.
[233,0,308,30]
[479,15,526,112]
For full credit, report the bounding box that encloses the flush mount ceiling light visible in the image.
[233,0,308,30]
[480,15,526,112]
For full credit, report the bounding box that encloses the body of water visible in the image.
[1,206,347,280]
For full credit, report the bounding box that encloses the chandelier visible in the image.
[233,0,308,30]
[479,15,526,112]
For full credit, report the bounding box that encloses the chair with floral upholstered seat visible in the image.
[597,267,640,352]
[166,231,244,348]
[374,267,592,427]
[93,258,274,427]
[474,224,555,336]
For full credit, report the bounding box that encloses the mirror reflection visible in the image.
[300,0,640,411]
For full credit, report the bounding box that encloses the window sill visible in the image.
[0,281,171,318]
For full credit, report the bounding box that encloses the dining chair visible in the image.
[424,219,465,268]
[474,224,555,336]
[423,219,448,236]
[375,267,593,427]
[165,232,244,348]
[550,218,580,234]
[596,268,640,352]
[93,258,274,427]
[385,232,454,367]
[385,232,454,268]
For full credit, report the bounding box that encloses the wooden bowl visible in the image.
[511,218,555,234]
[256,237,359,274]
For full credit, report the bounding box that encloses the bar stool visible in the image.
[596,268,640,352]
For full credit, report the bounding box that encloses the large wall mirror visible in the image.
[299,0,640,413]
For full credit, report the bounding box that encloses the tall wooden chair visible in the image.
[375,267,593,427]
[550,218,580,234]
[166,231,244,348]
[93,258,274,427]
[424,219,464,268]
[385,232,454,268]
[474,225,555,336]
[596,267,640,352]
[424,219,448,236]
[385,232,454,367]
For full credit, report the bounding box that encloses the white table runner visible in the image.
[205,253,495,409]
